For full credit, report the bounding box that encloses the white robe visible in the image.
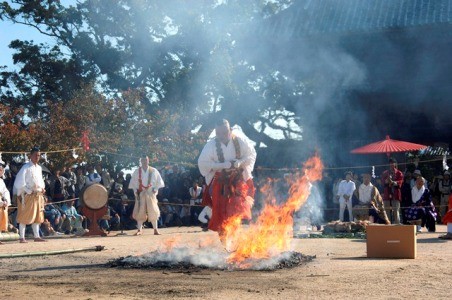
[0,178,11,206]
[129,167,164,222]
[198,135,256,185]
[13,162,45,197]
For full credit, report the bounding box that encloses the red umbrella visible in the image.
[351,135,427,156]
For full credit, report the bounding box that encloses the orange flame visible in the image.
[160,236,182,252]
[223,155,324,266]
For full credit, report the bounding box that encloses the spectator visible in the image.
[75,167,86,198]
[65,166,77,199]
[189,181,203,225]
[401,171,413,224]
[99,205,120,233]
[43,203,66,234]
[115,171,125,186]
[381,158,403,224]
[159,199,176,227]
[405,176,437,232]
[124,173,134,200]
[167,165,184,200]
[179,201,191,226]
[336,171,355,222]
[96,164,112,192]
[85,165,101,186]
[355,172,390,224]
[438,171,451,220]
[50,169,70,202]
[411,169,428,188]
[115,195,135,230]
[61,200,86,235]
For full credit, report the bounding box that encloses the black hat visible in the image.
[30,146,40,154]
[344,171,353,176]
[388,157,397,163]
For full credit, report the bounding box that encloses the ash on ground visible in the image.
[109,249,314,271]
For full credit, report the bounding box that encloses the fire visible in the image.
[160,236,182,252]
[223,155,323,266]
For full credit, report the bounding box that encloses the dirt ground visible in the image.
[0,225,451,300]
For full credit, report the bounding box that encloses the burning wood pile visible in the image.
[110,249,314,271]
[110,156,323,271]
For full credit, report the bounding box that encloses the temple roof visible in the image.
[258,0,452,37]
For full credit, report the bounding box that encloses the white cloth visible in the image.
[13,162,45,197]
[128,167,164,194]
[410,178,428,189]
[358,183,373,204]
[411,185,425,203]
[0,178,11,206]
[337,180,356,203]
[133,190,160,222]
[198,206,212,224]
[198,135,256,185]
[189,186,203,205]
[85,172,101,186]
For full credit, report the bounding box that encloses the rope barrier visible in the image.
[0,148,82,154]
[6,195,448,212]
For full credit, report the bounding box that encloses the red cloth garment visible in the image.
[208,171,255,232]
[201,183,212,208]
[443,194,452,224]
[381,169,404,201]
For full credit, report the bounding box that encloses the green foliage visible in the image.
[0,0,312,168]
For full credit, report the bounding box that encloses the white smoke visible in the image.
[120,246,304,270]
[293,183,324,230]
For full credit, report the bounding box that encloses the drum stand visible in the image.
[82,206,108,237]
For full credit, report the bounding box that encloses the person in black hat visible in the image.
[13,146,47,243]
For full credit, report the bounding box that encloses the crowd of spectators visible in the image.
[1,162,207,237]
[1,158,450,237]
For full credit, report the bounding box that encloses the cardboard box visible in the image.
[366,225,416,259]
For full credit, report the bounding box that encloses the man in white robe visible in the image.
[336,171,356,222]
[129,156,164,235]
[14,146,47,243]
[0,163,11,244]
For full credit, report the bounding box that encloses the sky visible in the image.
[0,19,58,68]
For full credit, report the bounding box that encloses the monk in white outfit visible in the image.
[14,146,47,243]
[129,156,164,235]
[0,163,11,244]
[198,119,256,235]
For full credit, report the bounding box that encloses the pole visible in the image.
[0,245,105,259]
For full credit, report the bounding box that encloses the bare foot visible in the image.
[19,238,27,243]
[154,230,161,235]
[34,238,47,242]
[134,231,142,236]
[0,241,3,245]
